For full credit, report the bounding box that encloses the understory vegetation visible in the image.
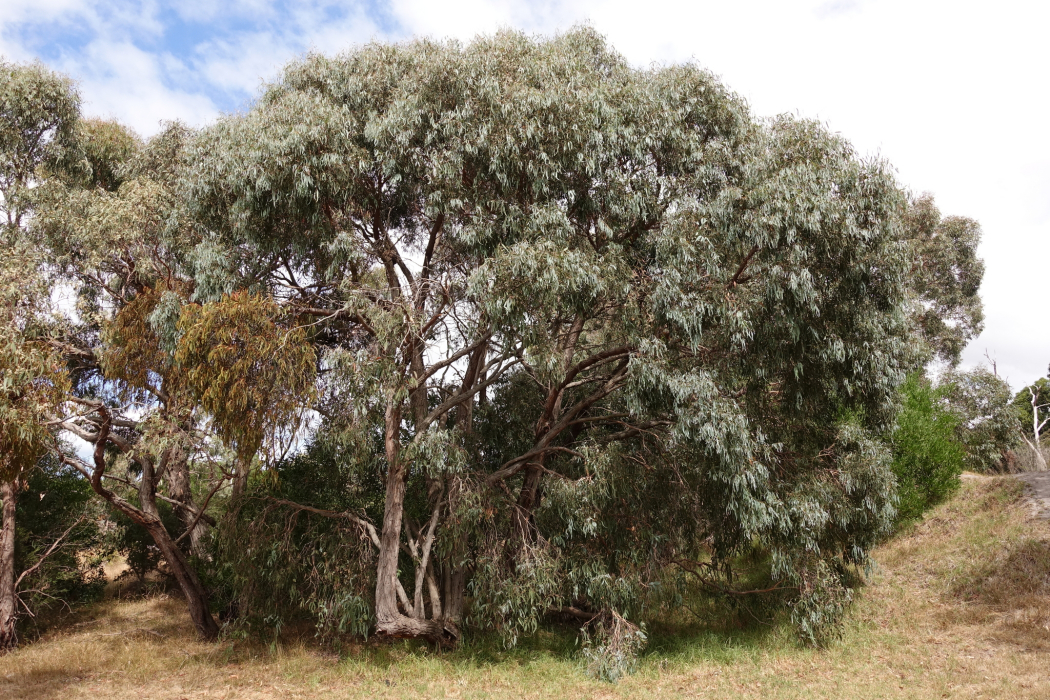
[0,27,1040,682]
[3,477,1048,699]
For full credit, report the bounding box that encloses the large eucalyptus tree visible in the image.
[185,28,919,646]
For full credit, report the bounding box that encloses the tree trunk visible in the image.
[83,417,220,640]
[0,477,18,653]
[374,401,458,645]
[142,516,219,639]
[1023,388,1049,471]
[167,448,208,556]
[515,460,544,541]
[231,454,250,500]
[96,492,219,639]
[443,567,467,624]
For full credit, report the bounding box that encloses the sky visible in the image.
[2,0,1047,389]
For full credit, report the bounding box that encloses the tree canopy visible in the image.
[0,28,989,664]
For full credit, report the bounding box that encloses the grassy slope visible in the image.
[2,476,1049,699]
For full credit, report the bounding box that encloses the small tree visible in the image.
[1014,374,1050,471]
[941,365,1019,472]
[0,59,79,653]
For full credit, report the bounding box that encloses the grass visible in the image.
[2,475,1049,699]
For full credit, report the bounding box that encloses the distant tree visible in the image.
[941,365,1019,472]
[1013,372,1050,471]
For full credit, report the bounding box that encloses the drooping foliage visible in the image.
[176,291,317,470]
[0,27,990,669]
[941,365,1019,472]
[0,59,82,653]
[182,28,916,651]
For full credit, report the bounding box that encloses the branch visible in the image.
[256,496,381,549]
[726,244,760,288]
[674,559,796,596]
[172,479,225,545]
[415,357,522,435]
[486,360,629,486]
[417,332,493,385]
[15,516,86,590]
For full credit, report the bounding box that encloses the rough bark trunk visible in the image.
[167,447,208,556]
[230,454,250,500]
[0,477,18,653]
[443,568,467,624]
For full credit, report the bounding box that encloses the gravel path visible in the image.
[1015,471,1050,519]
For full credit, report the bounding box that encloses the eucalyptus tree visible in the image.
[32,120,220,637]
[1013,372,1050,471]
[0,60,80,652]
[470,108,912,646]
[186,36,521,643]
[903,194,985,367]
[184,28,924,649]
[942,365,1019,472]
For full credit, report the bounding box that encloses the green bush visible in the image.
[890,375,965,522]
[15,456,109,634]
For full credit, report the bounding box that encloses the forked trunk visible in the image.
[374,402,459,645]
[0,477,18,653]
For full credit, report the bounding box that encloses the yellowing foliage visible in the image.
[176,291,316,461]
[0,334,69,481]
[100,282,189,397]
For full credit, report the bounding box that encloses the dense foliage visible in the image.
[0,29,996,671]
[889,375,965,522]
[941,366,1019,473]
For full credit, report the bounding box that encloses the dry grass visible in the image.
[2,475,1049,699]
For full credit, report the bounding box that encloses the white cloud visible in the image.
[56,39,218,135]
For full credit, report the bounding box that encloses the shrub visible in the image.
[890,374,965,522]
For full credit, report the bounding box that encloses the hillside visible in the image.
[1,476,1048,699]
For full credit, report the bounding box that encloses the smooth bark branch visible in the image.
[14,516,86,590]
[417,333,493,385]
[726,244,760,288]
[1022,387,1050,471]
[416,358,522,436]
[258,496,381,548]
[411,492,443,619]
